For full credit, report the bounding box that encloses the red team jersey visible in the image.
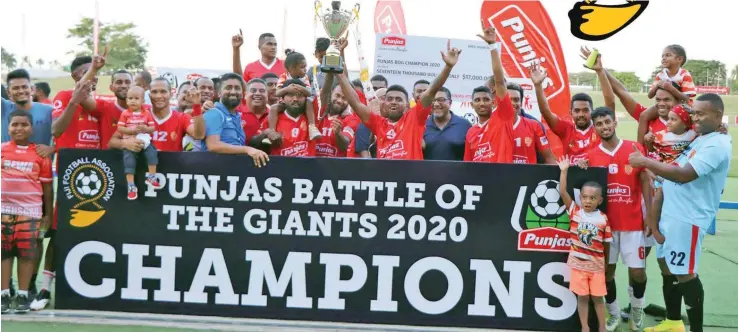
[315,112,362,158]
[242,59,286,83]
[117,109,155,136]
[1,142,53,219]
[365,103,431,160]
[512,116,550,164]
[586,140,645,232]
[52,90,102,150]
[95,101,125,150]
[464,94,515,163]
[271,112,316,157]
[152,111,193,152]
[551,117,600,164]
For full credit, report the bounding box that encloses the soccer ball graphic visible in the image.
[524,180,569,230]
[530,180,566,218]
[75,170,102,197]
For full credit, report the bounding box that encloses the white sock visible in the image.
[1,289,9,296]
[631,293,646,308]
[17,290,28,297]
[606,300,621,316]
[41,270,55,291]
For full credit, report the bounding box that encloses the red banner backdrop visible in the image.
[480,0,571,157]
[374,0,407,34]
[695,86,730,95]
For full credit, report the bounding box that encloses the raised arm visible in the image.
[580,47,615,111]
[477,24,506,100]
[321,72,335,107]
[52,81,93,137]
[417,40,460,108]
[336,74,371,122]
[232,29,244,75]
[557,156,574,209]
[529,64,558,129]
[605,68,641,118]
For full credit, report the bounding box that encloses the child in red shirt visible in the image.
[117,86,160,200]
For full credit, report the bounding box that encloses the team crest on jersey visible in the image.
[387,129,397,139]
[291,128,300,138]
[170,131,178,141]
[300,122,307,131]
[525,137,533,147]
[591,132,597,141]
[624,164,633,175]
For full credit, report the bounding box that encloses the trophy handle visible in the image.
[314,0,322,17]
[350,3,360,25]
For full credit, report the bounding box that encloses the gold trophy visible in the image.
[317,1,358,74]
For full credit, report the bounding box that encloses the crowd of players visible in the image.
[1,24,732,332]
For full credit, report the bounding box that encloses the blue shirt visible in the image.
[201,102,246,151]
[1,98,53,145]
[661,132,732,230]
[423,113,471,161]
[354,123,376,158]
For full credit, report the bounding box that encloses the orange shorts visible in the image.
[569,268,606,296]
[1,214,41,260]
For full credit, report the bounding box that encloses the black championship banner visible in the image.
[55,149,607,331]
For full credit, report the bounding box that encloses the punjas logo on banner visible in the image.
[62,157,116,227]
[510,180,573,253]
[568,0,649,41]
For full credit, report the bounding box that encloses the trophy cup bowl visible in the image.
[318,1,354,73]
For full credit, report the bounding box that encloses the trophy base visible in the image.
[321,55,345,74]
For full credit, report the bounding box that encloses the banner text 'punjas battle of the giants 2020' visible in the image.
[56,149,606,331]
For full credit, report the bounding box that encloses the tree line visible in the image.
[2,17,737,95]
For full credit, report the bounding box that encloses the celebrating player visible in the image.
[336,40,459,160]
[464,24,515,163]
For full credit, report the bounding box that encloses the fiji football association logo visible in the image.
[510,179,574,253]
[62,157,116,228]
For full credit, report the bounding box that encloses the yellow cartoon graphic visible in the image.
[568,0,649,41]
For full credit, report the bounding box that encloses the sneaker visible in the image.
[629,306,644,330]
[30,289,51,311]
[15,294,31,313]
[1,294,10,313]
[146,175,162,189]
[643,319,686,332]
[127,184,138,200]
[606,314,620,332]
[308,124,322,140]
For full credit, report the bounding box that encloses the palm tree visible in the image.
[1,47,17,70]
[36,58,45,68]
[21,56,32,68]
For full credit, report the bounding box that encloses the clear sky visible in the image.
[1,0,735,81]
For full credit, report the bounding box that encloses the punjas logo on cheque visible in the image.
[62,157,116,228]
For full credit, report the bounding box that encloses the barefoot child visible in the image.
[263,51,321,145]
[117,86,160,200]
[558,155,611,332]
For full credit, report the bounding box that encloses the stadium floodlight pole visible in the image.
[280,5,288,56]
